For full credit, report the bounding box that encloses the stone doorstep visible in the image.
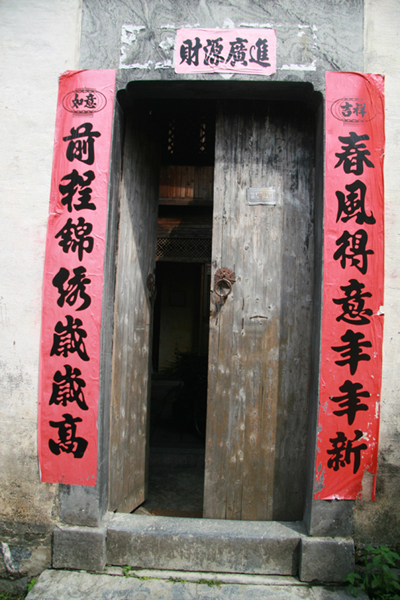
[107,514,304,576]
[52,512,355,583]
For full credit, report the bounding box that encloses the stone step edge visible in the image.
[107,513,307,538]
[105,566,309,586]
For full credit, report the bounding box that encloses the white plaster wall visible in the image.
[354,0,400,545]
[0,0,82,538]
[365,0,400,466]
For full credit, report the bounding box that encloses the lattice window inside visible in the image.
[167,119,175,155]
[156,237,212,262]
[199,121,207,154]
[160,102,215,166]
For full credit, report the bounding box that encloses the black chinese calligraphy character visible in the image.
[353,103,367,117]
[332,329,372,375]
[203,38,225,66]
[333,229,374,275]
[50,315,89,361]
[52,267,91,311]
[226,37,248,67]
[330,380,370,425]
[340,102,352,118]
[49,413,88,458]
[339,102,367,119]
[63,123,101,165]
[333,279,372,325]
[327,430,367,474]
[84,93,96,109]
[49,364,88,411]
[336,180,376,225]
[249,38,270,67]
[55,217,94,261]
[334,132,375,175]
[59,169,96,212]
[72,93,84,109]
[180,37,202,66]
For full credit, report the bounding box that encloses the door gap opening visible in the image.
[132,100,215,518]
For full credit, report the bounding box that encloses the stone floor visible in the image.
[133,458,205,517]
[26,569,369,600]
[135,379,206,518]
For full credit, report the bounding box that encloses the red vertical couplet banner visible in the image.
[314,72,385,500]
[38,70,116,486]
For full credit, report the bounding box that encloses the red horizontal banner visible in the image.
[38,70,116,485]
[315,72,385,500]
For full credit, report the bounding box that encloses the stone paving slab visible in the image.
[26,569,369,600]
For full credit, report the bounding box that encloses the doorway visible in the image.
[109,84,316,521]
[145,261,209,517]
[145,102,215,517]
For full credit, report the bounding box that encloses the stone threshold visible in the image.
[52,512,354,583]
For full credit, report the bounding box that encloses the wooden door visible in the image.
[204,101,315,521]
[108,110,159,513]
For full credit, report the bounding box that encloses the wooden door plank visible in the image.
[109,111,159,513]
[204,101,315,521]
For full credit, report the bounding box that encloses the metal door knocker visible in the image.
[214,267,236,298]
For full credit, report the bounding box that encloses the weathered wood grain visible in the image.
[204,101,314,521]
[108,111,159,513]
[157,214,212,238]
[159,165,213,201]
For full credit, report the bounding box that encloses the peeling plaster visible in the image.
[120,24,145,45]
[159,37,175,51]
[120,59,153,70]
[280,60,317,71]
[0,542,31,574]
[222,18,235,28]
[239,22,276,28]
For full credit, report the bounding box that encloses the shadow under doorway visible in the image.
[133,262,210,518]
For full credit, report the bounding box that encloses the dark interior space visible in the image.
[133,100,215,517]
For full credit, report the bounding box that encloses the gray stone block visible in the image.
[52,525,106,572]
[312,586,369,600]
[299,537,354,583]
[107,514,304,575]
[306,500,354,537]
[58,484,104,527]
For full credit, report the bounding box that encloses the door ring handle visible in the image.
[214,278,232,298]
[213,267,236,299]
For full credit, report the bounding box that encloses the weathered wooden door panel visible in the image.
[204,101,315,521]
[108,111,159,513]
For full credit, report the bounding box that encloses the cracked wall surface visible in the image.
[0,0,82,579]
